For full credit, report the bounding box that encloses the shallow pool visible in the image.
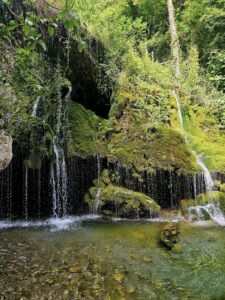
[0,217,225,299]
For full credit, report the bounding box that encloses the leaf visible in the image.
[8,20,19,31]
[39,40,46,51]
[48,26,55,37]
[27,41,36,50]
[23,24,37,37]
[71,30,79,40]
[58,11,67,20]
[78,41,86,53]
[64,17,80,32]
[64,19,75,32]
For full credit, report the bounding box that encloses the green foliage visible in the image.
[1,0,225,175]
[208,50,225,92]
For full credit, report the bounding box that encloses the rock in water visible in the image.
[0,131,12,171]
[160,223,179,249]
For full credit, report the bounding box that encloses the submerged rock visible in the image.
[160,223,179,249]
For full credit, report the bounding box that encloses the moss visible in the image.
[107,124,198,174]
[67,85,199,176]
[183,104,225,172]
[66,83,224,176]
[67,102,108,157]
[88,187,98,199]
[100,185,160,218]
[101,169,111,185]
[214,180,225,193]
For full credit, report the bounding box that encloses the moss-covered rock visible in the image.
[84,168,160,218]
[67,100,198,175]
[214,180,225,193]
[160,223,180,250]
[99,185,160,218]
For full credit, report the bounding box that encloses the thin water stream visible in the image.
[50,88,71,218]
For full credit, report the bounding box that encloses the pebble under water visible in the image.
[0,218,225,300]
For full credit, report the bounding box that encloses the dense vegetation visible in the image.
[0,0,225,173]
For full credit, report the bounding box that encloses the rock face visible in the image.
[0,131,12,171]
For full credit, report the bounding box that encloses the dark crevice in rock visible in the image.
[68,40,111,119]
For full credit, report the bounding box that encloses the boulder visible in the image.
[84,168,161,218]
[160,223,179,249]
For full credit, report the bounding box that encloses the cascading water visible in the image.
[174,90,225,225]
[92,154,102,214]
[51,136,68,217]
[173,91,184,131]
[196,154,214,191]
[195,155,225,225]
[50,88,71,218]
[24,164,28,220]
[31,97,40,117]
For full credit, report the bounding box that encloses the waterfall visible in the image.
[92,154,102,214]
[173,91,184,131]
[195,155,225,225]
[169,169,174,208]
[174,90,225,225]
[93,187,102,214]
[50,88,71,218]
[6,164,12,219]
[51,136,68,217]
[37,168,41,218]
[24,164,28,220]
[31,97,40,117]
[196,154,214,191]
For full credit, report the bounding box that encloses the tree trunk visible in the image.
[167,0,180,87]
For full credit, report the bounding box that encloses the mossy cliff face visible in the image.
[67,86,198,176]
[67,103,108,157]
[84,169,161,218]
[182,104,225,173]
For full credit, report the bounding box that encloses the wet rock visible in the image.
[160,223,179,249]
[0,131,12,171]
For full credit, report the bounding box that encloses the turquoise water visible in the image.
[0,218,225,299]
